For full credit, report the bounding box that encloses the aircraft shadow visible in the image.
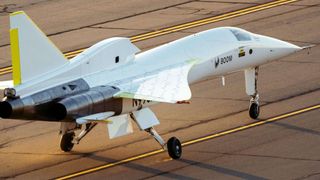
[88,154,196,179]
[271,121,320,136]
[87,153,267,179]
[178,158,267,180]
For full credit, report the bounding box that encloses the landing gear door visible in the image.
[107,114,133,139]
[244,67,257,96]
[132,108,160,130]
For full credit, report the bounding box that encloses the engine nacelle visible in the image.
[0,79,122,121]
[52,86,122,120]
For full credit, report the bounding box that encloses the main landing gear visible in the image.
[60,132,75,152]
[130,110,182,159]
[145,127,182,159]
[59,108,182,159]
[167,137,182,159]
[59,122,97,152]
[245,67,260,119]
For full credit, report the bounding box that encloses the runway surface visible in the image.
[0,0,319,179]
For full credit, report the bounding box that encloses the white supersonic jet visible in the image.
[0,11,303,159]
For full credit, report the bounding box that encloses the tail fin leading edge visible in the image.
[10,11,67,86]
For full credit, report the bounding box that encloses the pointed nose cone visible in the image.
[259,35,301,59]
[275,39,302,53]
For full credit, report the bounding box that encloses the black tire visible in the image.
[167,137,182,159]
[249,103,260,119]
[60,132,75,152]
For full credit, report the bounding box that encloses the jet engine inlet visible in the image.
[0,81,121,122]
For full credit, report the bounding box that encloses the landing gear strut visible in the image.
[59,122,97,152]
[130,110,182,159]
[245,67,260,119]
[145,127,182,159]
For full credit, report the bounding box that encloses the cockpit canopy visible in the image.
[229,28,252,41]
[196,27,254,43]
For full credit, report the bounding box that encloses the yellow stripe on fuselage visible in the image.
[10,28,21,86]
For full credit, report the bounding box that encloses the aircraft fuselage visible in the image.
[0,27,300,121]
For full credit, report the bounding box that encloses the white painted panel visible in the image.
[244,68,256,96]
[107,114,133,139]
[132,108,160,130]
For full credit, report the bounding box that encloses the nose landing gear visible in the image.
[245,67,260,119]
[249,94,260,119]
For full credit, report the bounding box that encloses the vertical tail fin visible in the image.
[10,11,68,86]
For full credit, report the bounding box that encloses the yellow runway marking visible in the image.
[0,0,298,76]
[56,104,320,180]
[0,66,12,76]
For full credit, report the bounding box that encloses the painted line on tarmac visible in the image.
[56,103,320,180]
[0,0,299,75]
